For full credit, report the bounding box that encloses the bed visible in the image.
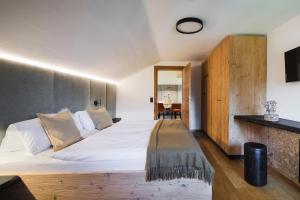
[0,120,213,200]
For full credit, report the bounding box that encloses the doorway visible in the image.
[154,64,191,128]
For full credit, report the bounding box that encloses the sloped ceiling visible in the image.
[0,0,159,81]
[0,0,300,82]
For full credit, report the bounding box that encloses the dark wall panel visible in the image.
[0,61,54,140]
[53,73,90,113]
[106,84,117,117]
[90,80,106,108]
[0,60,117,141]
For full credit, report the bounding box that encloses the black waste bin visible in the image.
[244,142,267,186]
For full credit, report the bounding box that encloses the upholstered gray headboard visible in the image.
[0,59,116,141]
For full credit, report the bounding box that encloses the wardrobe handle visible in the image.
[217,99,222,102]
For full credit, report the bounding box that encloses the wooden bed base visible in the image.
[19,172,212,200]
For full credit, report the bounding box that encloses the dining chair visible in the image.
[157,103,166,119]
[171,103,181,119]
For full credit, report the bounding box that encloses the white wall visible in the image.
[157,86,181,104]
[190,64,202,130]
[158,71,182,85]
[116,62,202,130]
[158,71,182,103]
[117,66,154,121]
[267,13,300,121]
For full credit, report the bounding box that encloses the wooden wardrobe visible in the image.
[201,35,267,156]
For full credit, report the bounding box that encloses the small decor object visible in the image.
[263,100,279,122]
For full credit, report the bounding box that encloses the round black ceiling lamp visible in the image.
[176,17,203,34]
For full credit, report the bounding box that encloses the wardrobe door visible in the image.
[210,38,230,150]
[218,38,230,151]
[211,47,220,143]
[215,45,224,146]
[201,62,208,133]
[228,35,267,155]
[207,57,213,137]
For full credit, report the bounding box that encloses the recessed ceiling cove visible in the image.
[0,0,159,81]
[0,0,300,81]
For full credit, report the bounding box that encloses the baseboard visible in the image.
[228,155,244,160]
[190,129,201,133]
[200,130,244,160]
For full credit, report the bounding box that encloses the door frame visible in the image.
[153,64,190,127]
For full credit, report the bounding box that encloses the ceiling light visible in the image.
[0,51,118,85]
[176,17,203,34]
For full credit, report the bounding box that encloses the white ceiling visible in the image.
[0,0,300,82]
[145,0,300,61]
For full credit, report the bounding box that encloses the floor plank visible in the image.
[195,133,300,200]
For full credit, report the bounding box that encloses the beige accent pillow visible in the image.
[37,111,82,151]
[87,108,113,130]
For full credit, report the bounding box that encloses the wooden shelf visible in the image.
[234,115,300,134]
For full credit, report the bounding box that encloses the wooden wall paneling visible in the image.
[201,35,267,155]
[154,66,158,120]
[210,51,217,142]
[218,37,230,152]
[211,42,228,149]
[212,46,218,144]
[209,48,215,140]
[216,42,224,148]
[20,172,212,200]
[207,57,213,137]
[201,61,208,133]
[212,46,221,144]
[228,35,267,154]
[250,36,267,115]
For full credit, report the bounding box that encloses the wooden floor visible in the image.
[195,133,300,200]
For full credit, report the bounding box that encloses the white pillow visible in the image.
[0,125,25,152]
[75,111,95,131]
[72,113,84,131]
[1,118,51,155]
[79,129,98,138]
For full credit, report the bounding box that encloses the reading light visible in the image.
[176,17,203,34]
[94,99,101,106]
[0,51,118,85]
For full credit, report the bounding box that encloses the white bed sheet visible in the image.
[52,120,156,162]
[0,120,157,175]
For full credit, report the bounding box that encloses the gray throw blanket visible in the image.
[145,120,214,184]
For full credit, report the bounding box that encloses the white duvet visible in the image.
[52,120,157,162]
